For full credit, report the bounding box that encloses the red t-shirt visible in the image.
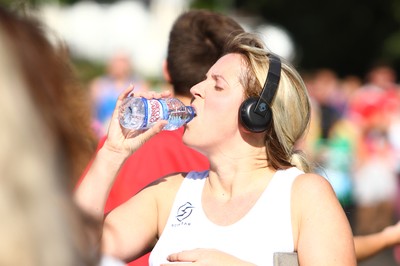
[79,127,209,265]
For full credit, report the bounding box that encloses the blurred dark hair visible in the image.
[0,6,97,188]
[166,9,244,97]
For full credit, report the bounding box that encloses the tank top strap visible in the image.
[172,170,208,214]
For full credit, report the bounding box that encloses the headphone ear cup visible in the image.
[239,97,272,133]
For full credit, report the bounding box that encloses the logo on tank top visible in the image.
[171,202,194,227]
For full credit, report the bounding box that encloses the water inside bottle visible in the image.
[164,106,196,130]
[119,97,146,129]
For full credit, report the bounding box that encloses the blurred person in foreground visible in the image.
[0,6,97,188]
[0,6,121,266]
[90,51,149,137]
[78,9,245,266]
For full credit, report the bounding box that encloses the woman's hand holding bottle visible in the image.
[103,85,171,157]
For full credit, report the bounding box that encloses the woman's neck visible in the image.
[206,153,271,199]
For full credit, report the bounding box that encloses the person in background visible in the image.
[75,31,357,265]
[348,62,399,236]
[303,69,357,222]
[90,51,149,137]
[0,6,121,266]
[78,9,245,266]
[349,62,400,264]
[355,220,400,261]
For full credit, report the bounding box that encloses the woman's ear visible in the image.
[162,60,171,82]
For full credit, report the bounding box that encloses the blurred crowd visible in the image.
[301,63,400,236]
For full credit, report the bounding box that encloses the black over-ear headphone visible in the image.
[239,53,282,133]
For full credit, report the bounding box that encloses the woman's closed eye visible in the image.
[211,74,227,91]
[214,84,224,91]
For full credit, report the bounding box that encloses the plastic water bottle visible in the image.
[119,96,196,130]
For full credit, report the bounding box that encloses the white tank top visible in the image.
[149,167,303,266]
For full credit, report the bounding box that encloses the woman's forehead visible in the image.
[208,53,245,76]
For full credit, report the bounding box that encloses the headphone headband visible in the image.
[254,53,282,117]
[239,53,282,133]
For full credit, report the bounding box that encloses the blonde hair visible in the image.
[224,32,312,172]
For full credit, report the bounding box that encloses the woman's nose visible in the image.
[190,81,204,98]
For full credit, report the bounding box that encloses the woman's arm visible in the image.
[293,173,357,265]
[74,146,130,218]
[74,87,172,262]
[74,86,169,219]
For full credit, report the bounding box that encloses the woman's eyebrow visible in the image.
[211,73,229,86]
[212,73,227,81]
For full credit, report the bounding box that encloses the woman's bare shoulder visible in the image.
[292,172,335,197]
[291,172,339,213]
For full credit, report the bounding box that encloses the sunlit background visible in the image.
[7,0,400,84]
[5,0,298,83]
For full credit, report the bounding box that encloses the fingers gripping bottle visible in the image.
[118,96,196,131]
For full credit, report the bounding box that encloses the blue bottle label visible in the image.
[142,97,149,128]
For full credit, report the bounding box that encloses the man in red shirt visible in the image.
[79,10,244,265]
